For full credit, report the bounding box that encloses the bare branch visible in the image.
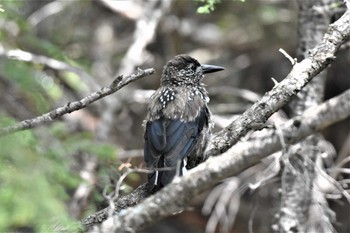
[82,8,350,231]
[106,91,350,232]
[205,8,350,157]
[0,68,155,137]
[83,183,150,230]
[82,89,350,232]
[103,168,150,219]
[278,0,340,231]
[28,0,73,27]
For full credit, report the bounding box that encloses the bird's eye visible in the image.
[189,63,199,72]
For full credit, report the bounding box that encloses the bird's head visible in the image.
[161,54,225,86]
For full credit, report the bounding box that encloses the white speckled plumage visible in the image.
[143,54,224,192]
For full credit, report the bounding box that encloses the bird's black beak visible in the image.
[202,64,225,74]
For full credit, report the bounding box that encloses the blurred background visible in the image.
[0,0,349,232]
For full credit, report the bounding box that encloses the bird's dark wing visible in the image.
[144,109,208,191]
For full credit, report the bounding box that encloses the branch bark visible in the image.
[84,89,350,232]
[83,87,343,230]
[0,68,155,137]
[204,5,350,157]
[81,6,350,231]
[278,0,335,231]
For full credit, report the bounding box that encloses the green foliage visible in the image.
[0,1,29,42]
[330,0,345,9]
[1,60,52,113]
[196,0,221,14]
[61,71,89,93]
[258,5,279,24]
[0,118,77,232]
[23,34,69,61]
[50,123,116,162]
[0,2,121,230]
[196,0,245,14]
[0,118,117,232]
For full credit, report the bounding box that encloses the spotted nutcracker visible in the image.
[143,54,224,192]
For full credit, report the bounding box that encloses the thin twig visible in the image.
[103,167,150,218]
[0,68,155,137]
[112,168,149,201]
[279,48,297,65]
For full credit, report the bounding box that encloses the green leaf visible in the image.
[197,5,211,14]
[196,0,221,14]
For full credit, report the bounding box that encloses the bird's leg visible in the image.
[154,170,159,186]
[175,159,182,178]
[175,158,188,178]
[182,158,188,176]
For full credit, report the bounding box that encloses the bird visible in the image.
[143,54,225,192]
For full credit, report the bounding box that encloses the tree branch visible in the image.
[85,89,349,232]
[82,5,350,228]
[82,7,350,231]
[204,7,350,157]
[278,0,335,231]
[0,68,155,137]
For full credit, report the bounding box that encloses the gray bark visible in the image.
[81,7,350,231]
[278,0,341,232]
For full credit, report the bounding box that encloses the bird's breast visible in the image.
[147,87,209,122]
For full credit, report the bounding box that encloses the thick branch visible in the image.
[235,89,350,159]
[205,8,350,157]
[88,89,349,232]
[0,68,155,137]
[82,8,350,231]
[278,0,334,231]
